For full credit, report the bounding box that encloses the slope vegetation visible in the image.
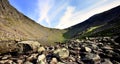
[0,0,66,44]
[64,5,120,39]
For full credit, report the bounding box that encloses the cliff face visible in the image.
[0,0,65,44]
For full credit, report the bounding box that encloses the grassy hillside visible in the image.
[0,0,120,44]
[65,5,120,39]
[0,0,66,44]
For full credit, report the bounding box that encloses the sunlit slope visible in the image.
[0,0,66,44]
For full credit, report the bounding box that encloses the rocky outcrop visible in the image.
[0,40,41,54]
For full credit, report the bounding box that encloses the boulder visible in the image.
[0,41,17,54]
[91,44,98,50]
[101,59,113,64]
[54,48,69,59]
[37,46,46,53]
[18,41,41,52]
[85,53,101,64]
[68,55,76,62]
[57,62,65,64]
[16,43,33,54]
[102,46,113,50]
[75,39,81,43]
[50,58,58,64]
[85,47,92,53]
[2,55,11,60]
[37,54,46,64]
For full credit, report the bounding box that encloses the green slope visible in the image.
[65,5,120,39]
[0,0,66,44]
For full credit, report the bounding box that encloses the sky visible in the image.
[9,0,120,29]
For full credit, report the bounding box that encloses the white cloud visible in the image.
[55,6,76,29]
[37,0,55,27]
[55,0,120,29]
[49,2,68,21]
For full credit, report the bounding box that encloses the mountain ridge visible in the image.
[0,0,120,43]
[64,5,120,39]
[0,0,66,44]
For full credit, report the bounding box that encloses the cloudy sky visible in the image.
[9,0,120,29]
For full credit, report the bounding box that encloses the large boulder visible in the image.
[18,41,41,52]
[16,43,33,54]
[0,41,17,54]
[54,48,69,59]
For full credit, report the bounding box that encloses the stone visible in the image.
[97,43,103,48]
[37,46,46,53]
[32,53,38,59]
[50,58,58,64]
[18,41,41,51]
[75,39,81,43]
[37,54,46,63]
[101,59,113,64]
[2,56,8,60]
[85,47,92,52]
[91,44,98,50]
[102,46,113,50]
[57,62,65,64]
[85,53,101,63]
[24,61,33,64]
[2,55,11,60]
[0,41,17,54]
[59,48,69,59]
[54,48,69,59]
[17,59,24,64]
[16,43,33,53]
[69,56,76,62]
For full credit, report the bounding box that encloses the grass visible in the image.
[85,26,101,33]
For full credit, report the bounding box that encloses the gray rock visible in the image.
[101,59,113,64]
[85,47,92,53]
[54,48,69,59]
[91,44,98,50]
[102,46,113,50]
[85,53,101,63]
[18,41,41,52]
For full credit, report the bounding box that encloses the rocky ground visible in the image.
[0,37,120,64]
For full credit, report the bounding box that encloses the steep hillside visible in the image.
[0,0,66,44]
[0,0,120,43]
[64,5,120,39]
